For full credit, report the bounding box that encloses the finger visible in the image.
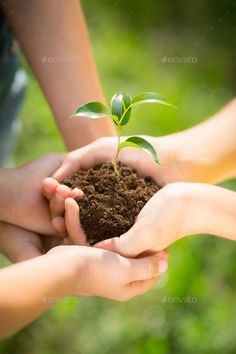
[138,248,169,259]
[52,139,115,181]
[42,177,60,200]
[123,276,159,300]
[126,254,168,283]
[52,148,86,181]
[65,198,87,245]
[71,188,84,199]
[49,185,73,218]
[52,216,66,235]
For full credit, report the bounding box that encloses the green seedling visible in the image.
[72,91,174,175]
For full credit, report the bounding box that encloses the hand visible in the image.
[42,135,188,233]
[0,221,68,263]
[95,182,236,257]
[48,244,168,301]
[45,136,187,186]
[43,194,169,278]
[94,183,192,256]
[0,154,74,236]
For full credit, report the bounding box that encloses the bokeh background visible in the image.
[1,0,236,353]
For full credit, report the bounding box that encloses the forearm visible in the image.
[0,169,16,222]
[0,250,80,338]
[157,99,236,183]
[186,183,236,241]
[1,0,115,149]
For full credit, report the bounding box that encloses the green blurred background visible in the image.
[1,0,236,353]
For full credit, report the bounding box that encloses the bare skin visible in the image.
[95,183,236,256]
[0,0,115,149]
[43,99,236,248]
[0,244,167,339]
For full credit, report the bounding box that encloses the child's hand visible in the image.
[43,138,236,249]
[48,244,168,301]
[0,240,168,338]
[42,179,83,237]
[0,154,68,236]
[42,135,186,235]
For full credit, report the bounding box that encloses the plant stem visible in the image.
[115,126,121,160]
[112,158,119,176]
[112,125,122,176]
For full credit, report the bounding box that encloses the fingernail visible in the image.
[158,260,168,273]
[72,188,84,198]
[44,177,58,186]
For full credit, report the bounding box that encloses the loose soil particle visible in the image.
[63,162,160,245]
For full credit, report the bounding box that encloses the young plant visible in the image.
[72,92,174,175]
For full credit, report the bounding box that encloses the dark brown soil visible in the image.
[63,162,159,245]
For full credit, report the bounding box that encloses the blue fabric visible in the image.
[0,9,27,166]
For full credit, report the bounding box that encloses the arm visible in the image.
[155,98,236,184]
[0,244,167,338]
[1,0,115,149]
[0,249,80,338]
[41,99,236,191]
[41,99,236,236]
[96,183,236,257]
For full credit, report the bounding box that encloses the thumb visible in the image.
[94,220,152,258]
[52,157,80,182]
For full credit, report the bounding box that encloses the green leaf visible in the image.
[131,92,175,108]
[73,102,111,119]
[120,106,132,126]
[111,92,132,125]
[118,136,160,164]
[111,93,123,119]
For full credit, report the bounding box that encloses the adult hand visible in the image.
[42,195,169,273]
[95,183,191,256]
[95,183,236,257]
[42,135,189,233]
[45,135,187,186]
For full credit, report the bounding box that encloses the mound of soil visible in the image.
[63,162,159,245]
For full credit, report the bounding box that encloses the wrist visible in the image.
[157,183,203,244]
[180,183,236,241]
[155,133,218,184]
[45,246,85,296]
